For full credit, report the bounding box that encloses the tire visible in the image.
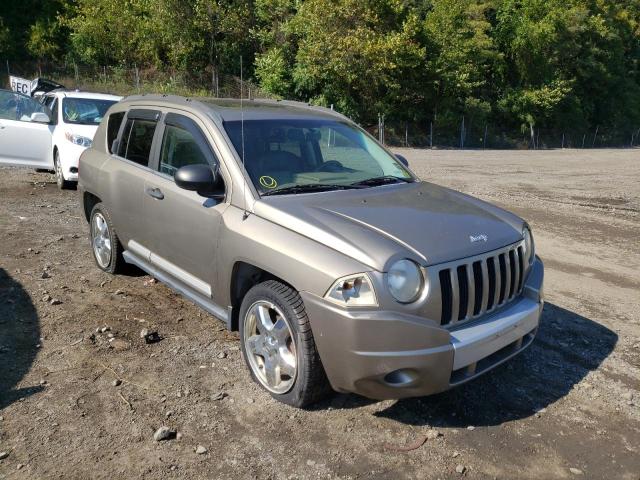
[89,203,124,274]
[54,150,74,190]
[239,280,331,407]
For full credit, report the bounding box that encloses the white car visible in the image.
[0,88,120,189]
[0,88,53,172]
[40,90,121,188]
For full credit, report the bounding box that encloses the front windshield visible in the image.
[223,118,412,194]
[62,98,117,125]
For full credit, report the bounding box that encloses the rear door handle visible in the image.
[146,187,164,200]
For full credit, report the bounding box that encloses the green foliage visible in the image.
[288,0,427,122]
[1,0,639,137]
[27,19,64,60]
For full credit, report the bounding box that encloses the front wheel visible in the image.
[239,280,331,407]
[54,150,73,190]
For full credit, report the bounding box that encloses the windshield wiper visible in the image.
[350,176,413,187]
[261,183,363,196]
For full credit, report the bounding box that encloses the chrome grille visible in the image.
[439,243,526,326]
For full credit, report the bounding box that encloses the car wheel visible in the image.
[239,280,331,407]
[54,150,73,190]
[89,203,124,274]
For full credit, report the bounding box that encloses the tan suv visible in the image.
[79,95,544,407]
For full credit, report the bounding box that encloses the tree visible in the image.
[255,0,427,124]
[423,0,501,136]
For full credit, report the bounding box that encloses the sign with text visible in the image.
[9,76,32,95]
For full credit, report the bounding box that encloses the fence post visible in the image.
[429,121,433,149]
[529,124,535,149]
[405,122,408,148]
[592,125,599,148]
[561,133,565,149]
[5,60,9,76]
[483,124,488,150]
[134,64,140,93]
[582,133,586,149]
[460,116,465,149]
[73,61,79,88]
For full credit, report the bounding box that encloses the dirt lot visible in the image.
[1,148,639,479]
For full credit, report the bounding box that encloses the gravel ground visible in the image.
[1,148,639,479]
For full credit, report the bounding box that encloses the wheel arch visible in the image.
[83,192,102,223]
[229,261,297,331]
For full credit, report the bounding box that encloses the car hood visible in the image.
[254,181,524,271]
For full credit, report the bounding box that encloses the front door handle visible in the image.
[146,187,164,200]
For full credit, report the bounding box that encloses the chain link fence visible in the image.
[2,59,269,99]
[371,116,640,150]
[4,60,639,149]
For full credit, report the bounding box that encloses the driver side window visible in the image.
[159,124,210,176]
[0,91,48,122]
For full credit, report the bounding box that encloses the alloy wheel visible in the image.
[243,300,297,394]
[91,212,112,268]
[55,156,63,187]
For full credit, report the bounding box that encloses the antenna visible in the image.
[240,56,248,220]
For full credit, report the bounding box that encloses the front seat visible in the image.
[257,150,305,184]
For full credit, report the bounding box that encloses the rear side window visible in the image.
[107,112,125,153]
[118,118,157,167]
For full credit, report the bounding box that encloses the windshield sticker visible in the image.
[259,176,278,189]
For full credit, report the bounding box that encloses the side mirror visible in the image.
[395,154,409,167]
[175,164,224,198]
[31,112,50,124]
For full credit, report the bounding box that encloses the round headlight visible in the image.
[523,227,534,265]
[387,259,423,303]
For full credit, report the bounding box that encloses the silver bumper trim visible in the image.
[450,296,541,370]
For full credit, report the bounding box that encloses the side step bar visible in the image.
[123,250,230,328]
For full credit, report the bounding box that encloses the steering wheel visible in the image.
[316,160,344,172]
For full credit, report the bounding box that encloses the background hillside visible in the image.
[2,0,639,147]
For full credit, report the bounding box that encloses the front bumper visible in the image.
[302,256,544,399]
[57,142,86,181]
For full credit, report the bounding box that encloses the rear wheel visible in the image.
[239,280,331,407]
[89,203,124,274]
[54,150,73,190]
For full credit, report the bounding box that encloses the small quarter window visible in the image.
[107,112,125,153]
[118,118,157,167]
[50,99,58,125]
[159,124,210,176]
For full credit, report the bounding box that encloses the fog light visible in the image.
[383,369,418,386]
